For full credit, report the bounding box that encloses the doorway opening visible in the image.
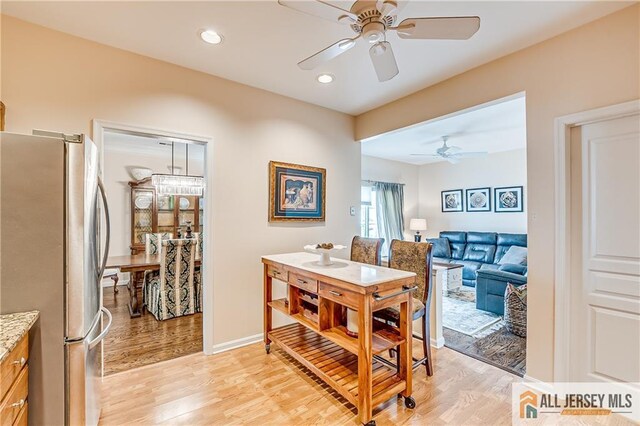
[97,125,210,375]
[360,93,528,376]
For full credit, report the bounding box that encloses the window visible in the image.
[360,185,378,238]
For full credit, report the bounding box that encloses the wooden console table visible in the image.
[262,252,417,426]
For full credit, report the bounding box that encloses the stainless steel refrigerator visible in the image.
[0,131,112,425]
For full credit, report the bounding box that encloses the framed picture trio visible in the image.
[441,185,524,213]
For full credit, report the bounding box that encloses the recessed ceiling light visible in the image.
[199,29,223,45]
[317,74,334,84]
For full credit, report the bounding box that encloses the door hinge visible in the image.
[32,129,83,143]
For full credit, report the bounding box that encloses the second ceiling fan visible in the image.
[278,0,481,82]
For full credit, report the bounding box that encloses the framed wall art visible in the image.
[269,161,326,222]
[441,189,464,212]
[465,187,491,212]
[495,186,524,212]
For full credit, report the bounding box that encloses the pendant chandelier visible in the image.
[151,142,205,196]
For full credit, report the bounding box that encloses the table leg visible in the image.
[399,296,413,401]
[127,271,143,318]
[264,265,272,354]
[357,297,373,425]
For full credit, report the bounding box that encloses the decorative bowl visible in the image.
[130,167,153,181]
[303,244,346,266]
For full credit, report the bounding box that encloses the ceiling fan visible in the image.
[278,0,480,82]
[411,136,488,164]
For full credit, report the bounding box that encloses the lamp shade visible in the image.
[409,218,427,231]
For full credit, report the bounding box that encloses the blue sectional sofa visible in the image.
[427,231,528,315]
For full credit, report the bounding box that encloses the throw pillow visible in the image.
[504,283,527,337]
[499,246,528,265]
[426,237,451,258]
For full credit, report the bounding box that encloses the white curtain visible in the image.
[374,182,405,255]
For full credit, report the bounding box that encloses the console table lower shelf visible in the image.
[269,323,406,409]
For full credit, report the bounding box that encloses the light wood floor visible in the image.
[100,337,520,425]
[103,286,203,375]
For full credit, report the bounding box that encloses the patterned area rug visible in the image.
[442,286,526,377]
[442,295,501,335]
[444,324,527,377]
[446,286,476,303]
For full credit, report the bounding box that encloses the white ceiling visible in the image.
[361,94,526,165]
[104,131,205,166]
[3,1,630,115]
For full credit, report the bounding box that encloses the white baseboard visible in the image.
[208,333,444,355]
[101,279,129,288]
[523,374,542,383]
[211,333,263,354]
[522,375,555,393]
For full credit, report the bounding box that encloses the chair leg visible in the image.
[422,317,433,376]
[111,274,119,294]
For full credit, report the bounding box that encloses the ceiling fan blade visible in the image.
[394,16,480,40]
[410,153,441,157]
[369,41,399,82]
[278,0,357,24]
[450,151,488,158]
[298,36,359,70]
[377,0,408,16]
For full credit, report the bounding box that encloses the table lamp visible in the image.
[409,218,427,242]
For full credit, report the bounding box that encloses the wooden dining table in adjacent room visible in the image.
[106,253,202,318]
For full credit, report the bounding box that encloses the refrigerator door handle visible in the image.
[87,307,113,350]
[97,177,111,280]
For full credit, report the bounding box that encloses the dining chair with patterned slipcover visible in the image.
[374,239,434,376]
[350,236,384,266]
[143,239,199,321]
[144,232,173,255]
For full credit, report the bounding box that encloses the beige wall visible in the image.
[1,15,359,354]
[419,149,527,237]
[361,155,419,241]
[355,5,640,381]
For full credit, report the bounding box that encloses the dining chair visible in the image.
[350,236,384,266]
[143,239,198,321]
[103,268,120,294]
[192,232,203,259]
[373,239,434,376]
[144,232,173,255]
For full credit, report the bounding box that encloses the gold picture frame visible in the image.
[269,161,326,222]
[0,102,5,131]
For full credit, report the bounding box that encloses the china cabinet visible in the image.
[129,178,203,254]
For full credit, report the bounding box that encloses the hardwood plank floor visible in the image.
[103,286,203,375]
[100,337,520,425]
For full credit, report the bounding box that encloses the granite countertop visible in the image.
[262,252,416,287]
[0,311,39,362]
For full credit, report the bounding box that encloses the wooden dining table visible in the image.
[106,253,202,318]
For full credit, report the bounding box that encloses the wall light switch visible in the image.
[350,206,356,216]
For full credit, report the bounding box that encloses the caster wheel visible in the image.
[404,396,416,409]
[265,344,271,354]
[364,421,376,426]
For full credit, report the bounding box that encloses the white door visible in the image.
[569,113,640,384]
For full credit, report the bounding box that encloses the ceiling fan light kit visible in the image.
[278,0,480,82]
